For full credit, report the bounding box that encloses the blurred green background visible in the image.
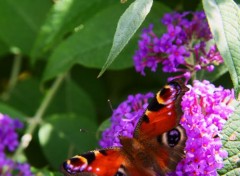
[0,0,234,174]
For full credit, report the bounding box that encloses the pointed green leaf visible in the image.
[98,0,153,77]
[203,0,240,98]
[218,103,240,175]
[42,2,128,81]
[42,1,170,81]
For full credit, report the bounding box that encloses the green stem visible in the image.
[1,54,22,100]
[13,74,66,160]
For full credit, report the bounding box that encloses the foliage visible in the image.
[0,0,239,175]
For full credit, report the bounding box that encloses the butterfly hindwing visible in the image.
[155,125,187,172]
[119,126,187,175]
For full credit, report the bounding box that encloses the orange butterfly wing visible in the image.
[134,79,189,139]
[61,147,153,176]
[126,79,189,174]
[61,148,124,176]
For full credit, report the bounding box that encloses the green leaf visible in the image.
[96,118,111,139]
[42,2,128,81]
[203,0,240,98]
[42,1,170,81]
[0,39,9,56]
[0,102,26,121]
[31,0,110,60]
[46,79,96,120]
[39,114,98,170]
[0,0,51,55]
[218,103,240,175]
[98,0,153,77]
[6,78,43,116]
[235,0,240,4]
[71,67,109,120]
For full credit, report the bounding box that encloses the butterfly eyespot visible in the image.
[167,128,181,147]
[157,126,185,148]
[160,87,171,98]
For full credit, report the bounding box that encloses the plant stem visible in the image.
[1,54,22,100]
[13,74,66,160]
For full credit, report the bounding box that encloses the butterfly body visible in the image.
[61,80,189,176]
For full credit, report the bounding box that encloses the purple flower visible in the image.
[133,11,223,83]
[16,163,32,176]
[0,114,33,176]
[0,114,23,152]
[0,155,32,176]
[174,80,234,175]
[99,80,234,175]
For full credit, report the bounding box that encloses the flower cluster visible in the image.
[99,80,234,175]
[99,92,153,148]
[175,80,234,175]
[0,114,32,176]
[133,11,223,82]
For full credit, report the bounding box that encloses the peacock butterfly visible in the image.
[60,79,189,176]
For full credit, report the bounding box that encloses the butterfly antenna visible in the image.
[108,99,114,112]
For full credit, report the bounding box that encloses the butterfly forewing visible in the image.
[134,79,189,140]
